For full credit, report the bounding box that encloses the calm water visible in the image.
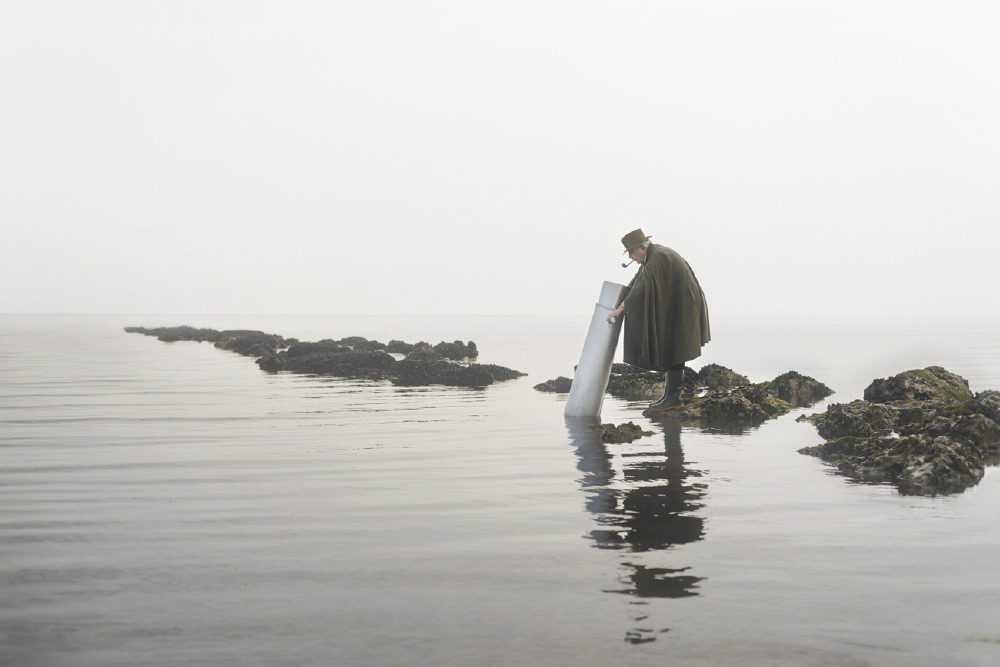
[2,313,999,667]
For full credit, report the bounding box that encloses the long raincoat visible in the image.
[621,243,711,371]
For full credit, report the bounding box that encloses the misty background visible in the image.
[3,1,998,324]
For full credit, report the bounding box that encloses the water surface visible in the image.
[2,314,999,666]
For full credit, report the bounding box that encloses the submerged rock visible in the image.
[799,368,1000,495]
[589,421,653,443]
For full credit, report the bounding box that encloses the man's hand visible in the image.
[607,305,625,323]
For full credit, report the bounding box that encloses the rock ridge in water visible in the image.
[798,367,1000,495]
[534,362,833,431]
[126,326,523,388]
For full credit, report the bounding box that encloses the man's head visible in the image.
[621,229,652,263]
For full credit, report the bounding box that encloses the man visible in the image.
[607,228,711,409]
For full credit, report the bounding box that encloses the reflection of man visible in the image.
[607,229,711,409]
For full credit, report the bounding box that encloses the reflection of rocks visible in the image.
[799,367,1000,495]
[589,422,652,443]
[127,326,523,388]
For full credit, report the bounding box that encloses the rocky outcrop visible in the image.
[644,369,832,430]
[125,326,292,357]
[762,370,835,407]
[533,377,573,393]
[589,421,653,443]
[126,326,522,388]
[798,367,1000,495]
[533,361,832,430]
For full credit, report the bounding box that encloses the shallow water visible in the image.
[2,313,999,666]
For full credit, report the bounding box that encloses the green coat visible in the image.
[621,243,710,371]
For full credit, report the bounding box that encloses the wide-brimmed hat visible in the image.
[621,229,652,253]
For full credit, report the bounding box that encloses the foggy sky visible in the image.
[3,1,999,322]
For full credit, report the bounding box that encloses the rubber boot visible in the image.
[650,364,685,409]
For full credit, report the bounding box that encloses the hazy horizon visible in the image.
[3,2,999,323]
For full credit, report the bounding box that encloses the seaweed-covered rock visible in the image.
[863,366,973,405]
[257,346,396,380]
[801,399,899,440]
[763,371,834,408]
[214,330,290,357]
[433,340,478,360]
[129,325,523,388]
[648,384,793,428]
[589,421,653,443]
[798,433,987,495]
[534,377,573,393]
[473,364,527,382]
[126,326,290,357]
[404,342,441,361]
[390,360,494,387]
[698,364,750,391]
[386,340,414,355]
[606,364,666,401]
[800,367,1000,495]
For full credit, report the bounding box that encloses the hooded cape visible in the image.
[621,243,710,371]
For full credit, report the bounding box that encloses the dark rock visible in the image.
[130,325,524,388]
[800,367,1000,495]
[606,364,666,401]
[863,366,973,405]
[534,377,573,393]
[336,337,388,352]
[256,347,396,380]
[387,340,414,354]
[648,384,793,428]
[589,421,653,443]
[762,371,834,408]
[126,326,290,356]
[405,342,442,361]
[214,330,290,357]
[802,400,899,440]
[474,364,527,382]
[798,433,987,496]
[390,360,494,387]
[433,340,478,360]
[698,364,750,391]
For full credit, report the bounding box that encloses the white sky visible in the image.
[2,1,999,321]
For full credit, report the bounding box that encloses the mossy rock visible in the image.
[589,421,653,443]
[863,366,973,405]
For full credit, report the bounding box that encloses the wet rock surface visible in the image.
[535,362,832,430]
[798,367,1000,495]
[589,421,653,443]
[127,326,523,388]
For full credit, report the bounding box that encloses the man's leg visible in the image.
[650,363,685,409]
